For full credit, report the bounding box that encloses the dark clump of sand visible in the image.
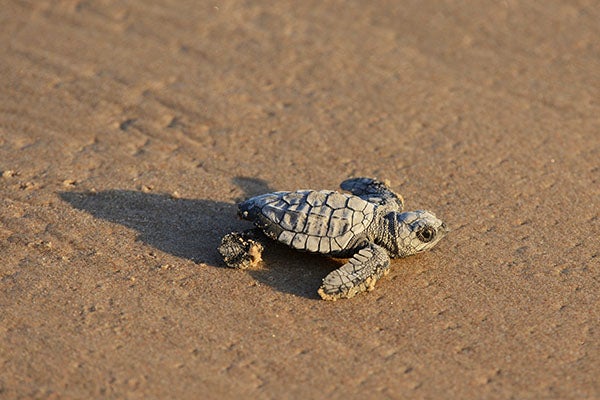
[1,1,598,398]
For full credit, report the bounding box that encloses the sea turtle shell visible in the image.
[239,190,376,254]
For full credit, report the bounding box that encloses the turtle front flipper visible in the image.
[318,243,391,301]
[340,177,404,211]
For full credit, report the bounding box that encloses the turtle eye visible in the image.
[417,226,436,243]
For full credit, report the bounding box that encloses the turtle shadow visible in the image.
[58,177,342,299]
[59,189,237,265]
[248,243,345,300]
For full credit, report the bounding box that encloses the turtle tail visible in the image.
[238,198,260,221]
[237,192,280,221]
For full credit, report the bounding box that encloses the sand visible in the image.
[1,1,599,398]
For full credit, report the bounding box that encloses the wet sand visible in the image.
[1,1,599,398]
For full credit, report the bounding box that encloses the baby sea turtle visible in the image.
[218,177,447,300]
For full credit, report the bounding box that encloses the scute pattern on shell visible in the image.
[254,190,375,253]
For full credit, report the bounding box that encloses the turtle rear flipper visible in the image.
[340,177,404,211]
[318,243,391,301]
[218,229,265,269]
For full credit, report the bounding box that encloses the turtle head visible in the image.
[393,210,447,256]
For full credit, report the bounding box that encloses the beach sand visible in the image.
[1,1,598,398]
